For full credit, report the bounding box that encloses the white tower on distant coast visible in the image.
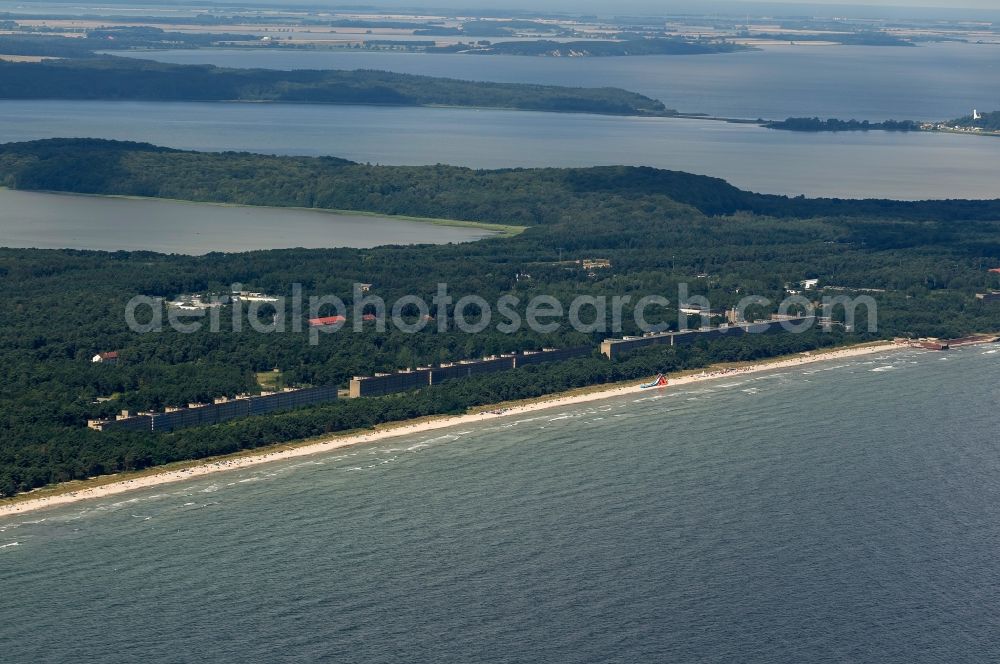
[973,109,982,120]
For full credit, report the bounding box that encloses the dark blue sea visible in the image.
[2,346,999,663]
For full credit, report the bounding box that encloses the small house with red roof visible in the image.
[92,351,120,365]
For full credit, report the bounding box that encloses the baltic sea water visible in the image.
[2,347,998,663]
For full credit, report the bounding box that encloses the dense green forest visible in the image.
[0,57,672,116]
[0,139,998,497]
[765,118,921,132]
[2,139,999,225]
[431,37,749,56]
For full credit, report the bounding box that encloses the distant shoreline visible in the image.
[0,58,673,118]
[0,341,913,518]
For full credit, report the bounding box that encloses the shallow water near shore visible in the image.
[2,346,999,662]
[0,189,495,253]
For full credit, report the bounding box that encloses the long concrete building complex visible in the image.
[91,348,595,432]
[349,347,592,398]
[89,385,340,433]
[349,369,433,398]
[91,322,825,435]
[600,316,817,359]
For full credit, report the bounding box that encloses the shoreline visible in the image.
[0,340,908,518]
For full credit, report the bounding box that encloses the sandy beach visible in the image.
[0,341,904,517]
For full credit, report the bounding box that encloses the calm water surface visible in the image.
[2,100,998,200]
[0,189,494,253]
[126,42,1000,121]
[7,43,1000,200]
[2,347,999,662]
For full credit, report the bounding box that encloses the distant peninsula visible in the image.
[763,113,1000,137]
[764,117,921,132]
[3,53,996,137]
[0,57,674,117]
[947,111,1000,132]
[430,37,751,57]
[742,31,915,47]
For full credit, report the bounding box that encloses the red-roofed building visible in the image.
[989,267,1000,274]
[92,351,119,365]
[308,316,346,328]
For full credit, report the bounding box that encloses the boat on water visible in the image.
[641,374,669,389]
